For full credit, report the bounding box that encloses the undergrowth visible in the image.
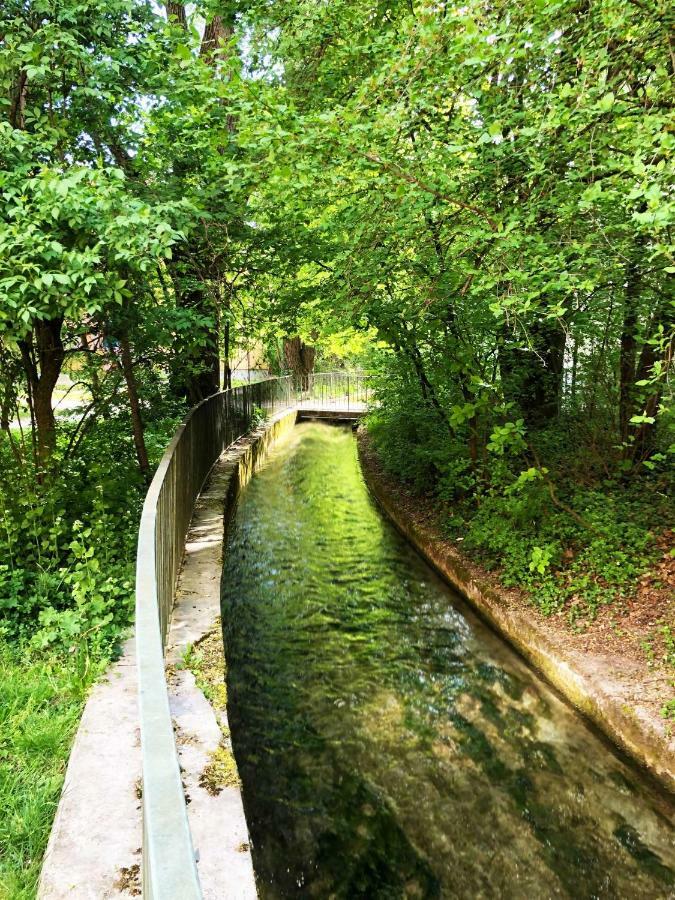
[446,481,665,624]
[368,404,673,626]
[0,642,102,899]
[0,403,182,898]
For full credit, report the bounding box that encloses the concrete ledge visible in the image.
[164,408,298,899]
[357,430,675,794]
[297,408,364,421]
[38,636,142,899]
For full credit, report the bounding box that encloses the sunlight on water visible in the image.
[222,422,675,899]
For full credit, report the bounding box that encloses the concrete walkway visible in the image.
[163,436,262,900]
[38,637,143,898]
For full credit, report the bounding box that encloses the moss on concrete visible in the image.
[200,742,241,795]
[185,621,228,726]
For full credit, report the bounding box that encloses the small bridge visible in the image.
[297,372,370,419]
[135,373,370,898]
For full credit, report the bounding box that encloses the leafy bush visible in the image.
[369,388,671,624]
[0,407,182,653]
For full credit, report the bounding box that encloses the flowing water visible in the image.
[221,422,675,899]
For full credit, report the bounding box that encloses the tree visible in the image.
[0,1,191,470]
[239,0,673,475]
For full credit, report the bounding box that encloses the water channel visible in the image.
[221,422,675,899]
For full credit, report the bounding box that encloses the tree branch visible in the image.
[363,152,498,230]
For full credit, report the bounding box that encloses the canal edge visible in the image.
[165,407,298,897]
[356,427,675,795]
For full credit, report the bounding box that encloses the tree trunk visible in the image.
[630,301,674,463]
[18,317,65,469]
[165,2,187,26]
[9,69,27,129]
[405,343,453,434]
[570,334,579,405]
[223,319,232,390]
[284,336,316,391]
[200,14,233,64]
[168,257,221,404]
[619,262,640,444]
[500,319,565,428]
[0,350,23,464]
[119,334,150,479]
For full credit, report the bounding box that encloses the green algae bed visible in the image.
[222,422,675,899]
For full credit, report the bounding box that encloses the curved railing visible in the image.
[135,372,370,898]
[135,378,295,898]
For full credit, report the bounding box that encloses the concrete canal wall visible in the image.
[357,429,675,794]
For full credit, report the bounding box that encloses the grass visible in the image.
[181,620,228,718]
[0,640,96,899]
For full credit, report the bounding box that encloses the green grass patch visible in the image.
[0,641,100,899]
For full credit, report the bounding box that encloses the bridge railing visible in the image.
[135,377,294,899]
[301,371,372,409]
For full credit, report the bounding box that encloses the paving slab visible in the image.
[38,636,142,899]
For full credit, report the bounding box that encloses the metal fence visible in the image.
[135,372,370,898]
[135,378,294,899]
[299,371,371,409]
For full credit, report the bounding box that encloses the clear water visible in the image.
[221,422,675,899]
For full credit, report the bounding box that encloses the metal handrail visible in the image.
[136,378,294,898]
[299,371,371,408]
[135,373,371,898]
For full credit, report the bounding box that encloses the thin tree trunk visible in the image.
[119,334,150,479]
[19,317,65,470]
[630,302,674,464]
[0,363,22,465]
[571,334,578,405]
[405,343,453,435]
[619,265,639,444]
[223,319,232,390]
